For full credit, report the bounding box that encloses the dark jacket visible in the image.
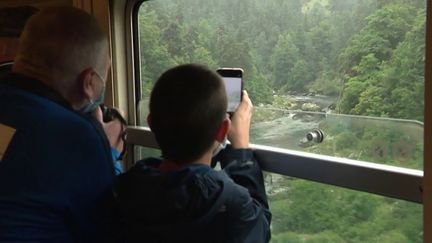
[117,146,272,243]
[0,73,117,242]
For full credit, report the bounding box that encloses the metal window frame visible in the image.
[125,126,423,203]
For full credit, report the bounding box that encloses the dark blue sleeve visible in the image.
[0,86,118,242]
[61,122,118,242]
[216,145,272,242]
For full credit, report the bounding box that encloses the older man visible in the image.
[0,6,123,242]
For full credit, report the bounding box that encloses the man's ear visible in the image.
[78,68,96,100]
[215,118,230,143]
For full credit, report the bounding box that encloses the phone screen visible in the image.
[222,77,242,112]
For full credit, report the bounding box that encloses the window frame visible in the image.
[125,0,432,241]
[125,126,423,203]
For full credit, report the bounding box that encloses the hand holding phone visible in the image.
[228,90,252,148]
[96,105,127,158]
[216,68,244,113]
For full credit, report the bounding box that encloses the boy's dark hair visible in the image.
[149,64,227,162]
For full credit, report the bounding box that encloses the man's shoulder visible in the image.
[1,83,95,131]
[0,84,108,164]
[1,82,64,113]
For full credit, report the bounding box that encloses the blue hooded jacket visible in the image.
[117,146,272,243]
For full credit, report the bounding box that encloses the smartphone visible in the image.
[216,68,243,113]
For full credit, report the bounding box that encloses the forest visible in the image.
[137,0,425,242]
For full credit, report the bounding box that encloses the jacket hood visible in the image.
[117,158,231,239]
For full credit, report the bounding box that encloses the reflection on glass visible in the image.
[251,107,423,169]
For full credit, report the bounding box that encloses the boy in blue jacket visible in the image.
[117,64,271,242]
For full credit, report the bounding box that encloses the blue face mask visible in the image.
[79,71,106,114]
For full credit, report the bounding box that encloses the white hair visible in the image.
[14,6,108,91]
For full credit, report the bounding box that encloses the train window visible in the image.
[136,0,425,170]
[134,0,425,241]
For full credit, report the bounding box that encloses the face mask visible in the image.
[79,71,106,114]
[212,136,228,157]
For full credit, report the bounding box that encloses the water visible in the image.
[251,95,336,150]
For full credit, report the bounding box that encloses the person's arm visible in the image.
[221,152,272,242]
[93,107,125,175]
[219,91,267,204]
[62,121,119,243]
[218,146,269,210]
[218,91,272,242]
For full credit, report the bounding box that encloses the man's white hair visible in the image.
[14,6,108,91]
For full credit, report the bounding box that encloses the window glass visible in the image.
[266,173,422,242]
[136,1,424,241]
[137,0,426,170]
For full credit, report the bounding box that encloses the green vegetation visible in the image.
[266,175,422,243]
[138,0,425,119]
[138,0,425,242]
[337,2,425,121]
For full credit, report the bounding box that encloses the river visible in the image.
[251,94,337,150]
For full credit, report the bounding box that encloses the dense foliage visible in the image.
[139,0,424,121]
[138,0,425,242]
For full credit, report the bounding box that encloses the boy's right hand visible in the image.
[228,90,253,149]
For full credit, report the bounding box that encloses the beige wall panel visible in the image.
[425,0,432,242]
[73,0,114,107]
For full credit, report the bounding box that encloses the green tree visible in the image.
[245,67,273,105]
[270,33,300,91]
[138,10,177,97]
[384,10,425,121]
[337,2,424,119]
[190,47,217,69]
[339,3,418,75]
